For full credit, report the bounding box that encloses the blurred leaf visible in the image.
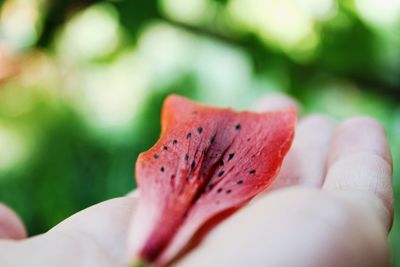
[318,18,379,80]
[37,0,102,47]
[210,0,228,4]
[111,0,159,39]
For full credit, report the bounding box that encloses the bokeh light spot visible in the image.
[160,0,215,25]
[56,3,121,61]
[0,126,28,172]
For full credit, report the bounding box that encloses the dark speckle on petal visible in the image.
[209,136,216,144]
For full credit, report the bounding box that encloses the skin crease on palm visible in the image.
[0,94,394,267]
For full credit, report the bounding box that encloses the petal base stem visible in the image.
[129,260,152,267]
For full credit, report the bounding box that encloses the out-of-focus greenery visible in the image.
[0,0,399,264]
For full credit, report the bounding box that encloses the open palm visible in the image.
[0,94,393,267]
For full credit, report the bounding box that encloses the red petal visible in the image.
[128,95,296,266]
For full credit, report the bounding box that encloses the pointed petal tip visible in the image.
[163,94,190,107]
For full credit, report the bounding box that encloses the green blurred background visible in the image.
[0,0,399,264]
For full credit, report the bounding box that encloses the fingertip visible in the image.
[253,93,300,114]
[328,116,391,166]
[299,114,337,129]
[0,203,26,240]
[323,115,394,230]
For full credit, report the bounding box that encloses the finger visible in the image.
[327,117,392,165]
[0,203,26,240]
[0,197,137,267]
[175,187,389,267]
[253,94,337,189]
[50,196,138,264]
[269,114,336,189]
[322,116,393,230]
[0,231,127,267]
[253,93,300,114]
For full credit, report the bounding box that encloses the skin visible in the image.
[0,94,394,267]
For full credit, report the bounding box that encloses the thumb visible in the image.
[0,203,26,240]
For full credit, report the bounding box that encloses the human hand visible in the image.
[0,94,393,267]
[175,94,393,267]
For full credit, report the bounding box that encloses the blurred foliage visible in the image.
[0,0,399,265]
